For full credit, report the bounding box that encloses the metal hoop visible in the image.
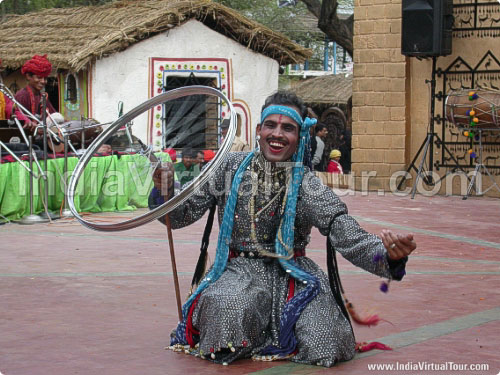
[67,85,236,232]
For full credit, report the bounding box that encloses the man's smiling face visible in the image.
[26,73,47,93]
[256,106,300,163]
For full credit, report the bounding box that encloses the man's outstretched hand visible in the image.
[380,229,416,260]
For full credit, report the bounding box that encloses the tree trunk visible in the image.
[300,0,353,57]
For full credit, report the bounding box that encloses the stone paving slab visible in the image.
[0,192,499,375]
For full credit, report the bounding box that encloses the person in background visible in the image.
[312,123,328,171]
[196,150,205,166]
[174,147,200,187]
[338,129,352,174]
[327,149,343,174]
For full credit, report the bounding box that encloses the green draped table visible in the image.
[0,153,172,222]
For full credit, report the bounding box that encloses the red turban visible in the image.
[21,54,52,77]
[203,149,215,162]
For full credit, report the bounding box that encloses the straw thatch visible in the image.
[292,74,352,105]
[0,0,312,72]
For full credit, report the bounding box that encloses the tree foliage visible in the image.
[215,0,326,68]
[0,0,112,19]
[216,0,322,44]
[215,0,353,58]
[300,0,353,57]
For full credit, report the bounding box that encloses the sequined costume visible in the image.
[165,151,406,367]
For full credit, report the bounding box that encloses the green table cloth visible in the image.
[0,153,172,222]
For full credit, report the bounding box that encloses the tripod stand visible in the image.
[397,131,464,198]
[463,128,500,199]
[397,57,467,199]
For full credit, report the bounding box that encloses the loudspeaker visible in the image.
[401,0,453,57]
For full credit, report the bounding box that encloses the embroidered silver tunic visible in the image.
[168,152,398,367]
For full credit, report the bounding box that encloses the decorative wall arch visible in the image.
[233,100,252,146]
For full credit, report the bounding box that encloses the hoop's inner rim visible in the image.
[67,85,236,232]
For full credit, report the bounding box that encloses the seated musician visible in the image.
[13,54,69,153]
[15,55,56,133]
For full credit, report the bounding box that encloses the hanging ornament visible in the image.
[380,281,390,293]
[469,91,478,100]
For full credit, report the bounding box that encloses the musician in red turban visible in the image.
[15,55,57,130]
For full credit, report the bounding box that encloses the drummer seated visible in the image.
[97,144,112,154]
[47,112,65,127]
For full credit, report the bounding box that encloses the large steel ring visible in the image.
[67,85,236,232]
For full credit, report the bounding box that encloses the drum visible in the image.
[58,120,102,147]
[445,89,500,129]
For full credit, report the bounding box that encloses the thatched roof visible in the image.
[0,0,312,72]
[292,74,352,105]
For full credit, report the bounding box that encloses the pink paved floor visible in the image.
[0,192,499,375]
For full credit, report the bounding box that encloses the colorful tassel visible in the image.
[356,341,393,352]
[344,297,381,327]
[380,281,390,293]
